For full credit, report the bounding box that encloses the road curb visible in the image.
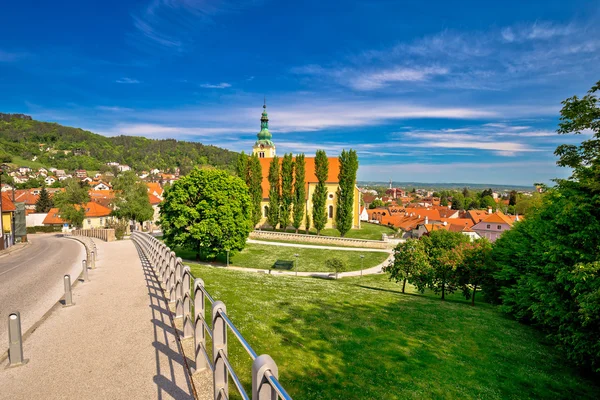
[0,242,30,260]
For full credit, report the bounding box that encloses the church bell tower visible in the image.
[252,101,276,158]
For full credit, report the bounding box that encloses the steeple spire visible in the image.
[253,100,275,158]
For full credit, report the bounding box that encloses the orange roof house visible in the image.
[471,211,520,242]
[43,202,112,227]
[1,193,16,212]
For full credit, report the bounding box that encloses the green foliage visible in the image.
[515,191,543,216]
[248,154,263,228]
[305,212,311,234]
[368,198,385,209]
[159,168,252,260]
[53,178,90,228]
[481,195,496,210]
[509,190,518,206]
[0,115,238,173]
[267,156,281,229]
[450,192,464,210]
[110,171,154,225]
[335,149,359,237]
[35,186,53,213]
[421,230,470,300]
[384,239,431,293]
[292,154,306,233]
[312,150,329,235]
[105,218,128,240]
[26,225,62,233]
[280,153,294,231]
[454,239,494,305]
[235,151,248,180]
[325,257,347,279]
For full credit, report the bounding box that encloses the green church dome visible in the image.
[255,102,274,146]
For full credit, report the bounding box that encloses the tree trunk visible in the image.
[471,284,477,306]
[441,279,446,301]
[402,278,407,293]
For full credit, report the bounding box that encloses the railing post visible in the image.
[182,293,193,339]
[252,355,279,400]
[212,301,228,400]
[7,312,28,367]
[64,275,74,307]
[82,259,89,282]
[194,278,208,372]
[91,251,96,269]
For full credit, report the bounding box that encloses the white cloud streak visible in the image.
[199,82,232,89]
[116,77,140,84]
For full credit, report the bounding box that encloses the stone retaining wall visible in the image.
[250,230,391,249]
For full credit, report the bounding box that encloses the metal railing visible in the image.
[131,231,292,400]
[71,228,115,242]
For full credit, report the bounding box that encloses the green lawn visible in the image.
[176,243,389,272]
[260,222,397,241]
[188,266,600,400]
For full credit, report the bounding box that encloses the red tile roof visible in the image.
[43,202,112,225]
[1,194,16,212]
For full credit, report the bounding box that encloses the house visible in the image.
[145,193,162,231]
[359,206,369,222]
[254,103,360,230]
[146,182,164,199]
[13,175,29,184]
[1,193,16,249]
[44,176,57,186]
[18,166,31,174]
[75,169,87,178]
[118,164,131,172]
[150,168,160,175]
[1,183,14,193]
[81,177,92,183]
[106,162,120,167]
[49,167,57,173]
[471,211,520,242]
[43,202,113,230]
[55,169,66,177]
[92,182,111,191]
[38,168,48,177]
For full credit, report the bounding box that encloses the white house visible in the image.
[118,164,131,172]
[55,169,66,177]
[38,168,48,176]
[150,168,160,175]
[359,206,369,222]
[18,166,31,174]
[58,175,70,181]
[44,176,56,185]
[81,177,92,183]
[93,182,111,191]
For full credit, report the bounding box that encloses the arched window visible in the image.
[328,205,334,219]
[264,205,269,217]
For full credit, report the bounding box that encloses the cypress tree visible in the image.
[248,154,263,229]
[312,150,329,235]
[280,153,294,231]
[35,186,54,213]
[335,149,359,237]
[235,151,248,180]
[292,154,306,233]
[267,156,280,230]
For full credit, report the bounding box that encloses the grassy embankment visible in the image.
[176,243,389,272]
[188,265,600,400]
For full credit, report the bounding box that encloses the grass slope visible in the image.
[189,266,600,400]
[177,243,389,272]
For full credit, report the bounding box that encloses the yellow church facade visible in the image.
[253,104,360,230]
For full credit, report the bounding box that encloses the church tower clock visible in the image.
[252,102,276,158]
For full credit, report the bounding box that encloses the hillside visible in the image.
[0,113,238,173]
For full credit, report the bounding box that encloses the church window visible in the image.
[328,193,334,200]
[259,152,265,158]
[328,205,333,219]
[264,205,269,217]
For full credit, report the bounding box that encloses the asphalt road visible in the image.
[0,234,85,350]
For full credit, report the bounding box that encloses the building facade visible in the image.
[252,104,360,230]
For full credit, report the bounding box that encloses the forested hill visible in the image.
[0,113,238,173]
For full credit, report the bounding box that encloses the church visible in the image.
[253,104,361,230]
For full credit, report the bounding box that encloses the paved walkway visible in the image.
[0,239,195,400]
[247,238,391,252]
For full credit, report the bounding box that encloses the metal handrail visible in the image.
[132,231,293,400]
[218,310,258,360]
[265,370,293,400]
[219,349,251,400]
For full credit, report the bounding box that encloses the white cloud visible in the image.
[351,66,449,90]
[199,82,232,89]
[96,106,134,112]
[116,77,140,84]
[100,123,254,138]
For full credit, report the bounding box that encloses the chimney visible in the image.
[515,213,519,221]
[425,216,428,225]
[487,207,493,214]
[443,221,447,226]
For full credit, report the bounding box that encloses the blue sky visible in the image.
[1,0,599,185]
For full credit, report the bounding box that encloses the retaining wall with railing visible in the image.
[131,231,292,400]
[72,228,115,242]
[250,229,391,249]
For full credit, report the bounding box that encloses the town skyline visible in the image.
[1,0,600,185]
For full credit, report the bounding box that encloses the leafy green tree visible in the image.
[421,230,470,300]
[335,149,359,237]
[305,212,311,234]
[325,257,347,279]
[159,168,252,260]
[384,239,430,293]
[455,240,493,305]
[312,150,329,235]
[368,198,385,209]
[267,156,280,230]
[515,192,543,216]
[35,186,54,213]
[450,192,464,210]
[280,153,294,231]
[481,188,493,198]
[53,178,90,228]
[440,194,449,207]
[481,195,496,210]
[248,154,263,228]
[111,171,154,228]
[292,154,306,233]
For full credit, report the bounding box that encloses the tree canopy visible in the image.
[159,168,252,260]
[110,171,154,226]
[53,178,90,228]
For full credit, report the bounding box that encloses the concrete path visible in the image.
[0,233,85,350]
[0,239,195,400]
[185,251,393,279]
[247,238,391,253]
